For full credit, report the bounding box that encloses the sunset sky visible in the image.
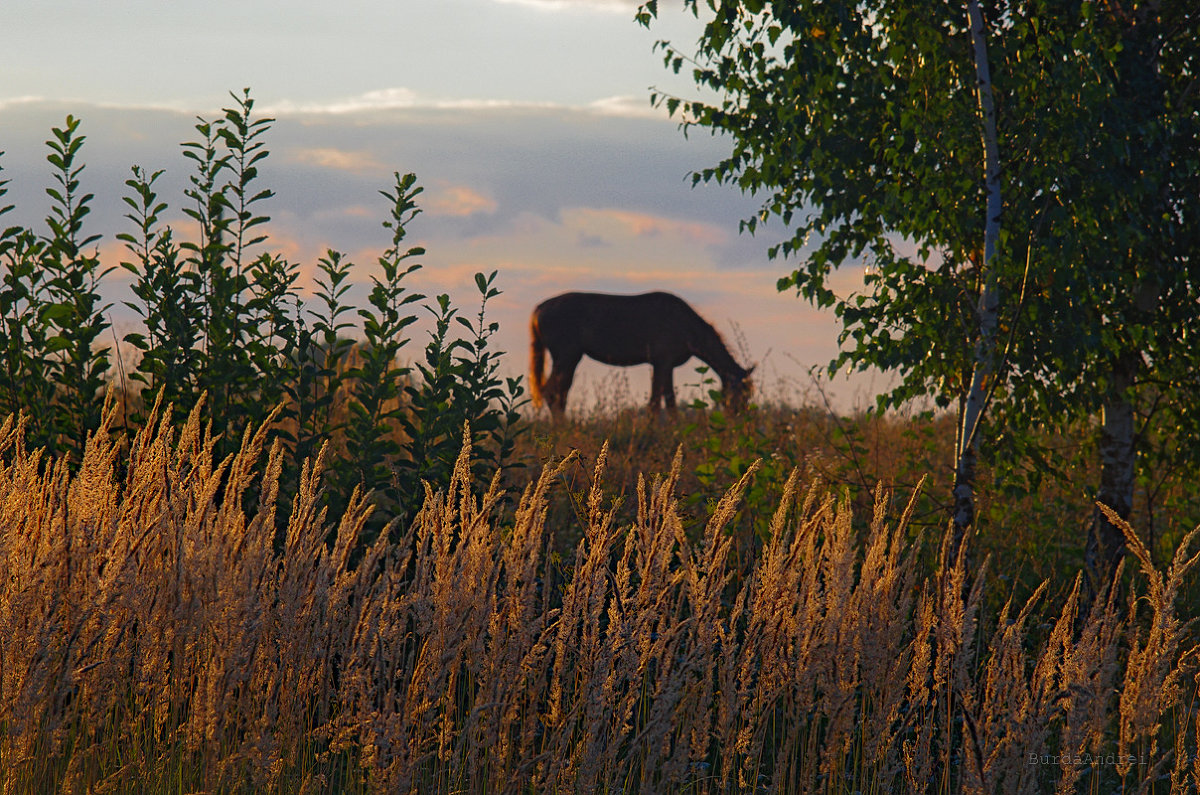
[3,0,886,410]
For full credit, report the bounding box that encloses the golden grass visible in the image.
[2,400,1200,794]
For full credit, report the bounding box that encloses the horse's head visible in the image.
[721,365,755,413]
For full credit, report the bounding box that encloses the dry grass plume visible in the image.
[2,402,1199,793]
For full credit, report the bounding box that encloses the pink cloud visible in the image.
[562,207,727,246]
[286,146,385,174]
[427,184,498,217]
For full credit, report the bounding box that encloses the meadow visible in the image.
[3,96,1200,794]
[3,387,1200,794]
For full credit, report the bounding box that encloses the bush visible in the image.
[0,89,527,533]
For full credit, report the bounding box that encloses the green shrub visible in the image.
[0,89,528,535]
[0,116,113,463]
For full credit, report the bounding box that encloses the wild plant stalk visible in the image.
[335,171,424,528]
[0,121,113,463]
[400,291,471,496]
[120,164,203,421]
[182,90,281,458]
[289,250,356,476]
[0,154,57,434]
[399,270,528,508]
[40,116,113,462]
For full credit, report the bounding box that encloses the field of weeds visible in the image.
[3,393,1200,795]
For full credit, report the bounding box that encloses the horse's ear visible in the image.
[745,364,756,378]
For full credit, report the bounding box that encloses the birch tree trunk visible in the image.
[953,0,1003,550]
[1086,354,1139,590]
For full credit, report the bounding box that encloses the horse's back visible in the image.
[535,291,691,321]
[533,291,698,364]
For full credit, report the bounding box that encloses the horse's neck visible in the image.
[692,326,742,379]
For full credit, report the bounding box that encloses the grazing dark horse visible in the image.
[529,291,754,417]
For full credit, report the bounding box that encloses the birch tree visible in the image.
[954,0,1002,543]
[637,0,1200,577]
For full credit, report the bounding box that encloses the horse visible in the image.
[529,291,754,417]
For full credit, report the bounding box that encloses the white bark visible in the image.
[953,0,1003,540]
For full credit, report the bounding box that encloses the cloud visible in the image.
[427,185,499,217]
[576,232,609,248]
[562,207,727,246]
[279,91,531,117]
[313,204,376,221]
[2,89,668,125]
[287,147,386,174]
[586,95,664,119]
[263,89,563,117]
[259,87,663,121]
[263,88,420,115]
[0,95,48,111]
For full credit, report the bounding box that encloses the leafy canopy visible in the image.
[639,0,1199,464]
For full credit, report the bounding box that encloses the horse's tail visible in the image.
[529,311,546,408]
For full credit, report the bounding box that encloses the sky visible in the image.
[2,0,887,411]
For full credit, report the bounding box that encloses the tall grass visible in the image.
[2,399,1198,794]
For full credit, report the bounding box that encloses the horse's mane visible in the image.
[688,311,745,378]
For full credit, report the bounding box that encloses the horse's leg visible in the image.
[662,367,678,415]
[649,365,671,415]
[546,353,581,418]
